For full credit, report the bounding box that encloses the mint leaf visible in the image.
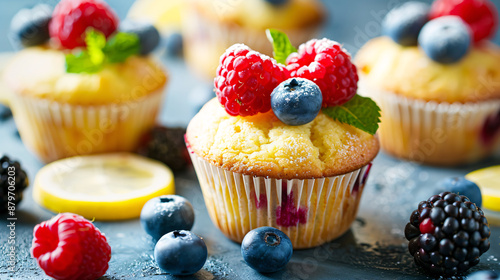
[66,51,103,73]
[65,31,140,74]
[85,29,106,65]
[322,94,381,135]
[104,32,140,63]
[266,29,297,64]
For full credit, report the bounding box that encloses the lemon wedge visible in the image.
[466,166,500,212]
[33,153,175,220]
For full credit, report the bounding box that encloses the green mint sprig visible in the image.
[65,29,140,74]
[322,94,381,135]
[266,29,297,65]
[266,29,381,135]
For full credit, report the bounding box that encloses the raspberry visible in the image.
[287,39,359,107]
[215,44,289,116]
[405,192,491,276]
[49,0,119,49]
[430,0,498,43]
[31,213,111,280]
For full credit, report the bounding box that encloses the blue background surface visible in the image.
[1,0,500,279]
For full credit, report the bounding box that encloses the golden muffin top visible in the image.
[355,37,500,103]
[191,0,325,30]
[3,47,167,105]
[186,99,379,180]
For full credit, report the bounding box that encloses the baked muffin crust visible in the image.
[356,37,500,103]
[186,99,379,179]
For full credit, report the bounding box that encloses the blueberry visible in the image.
[418,16,471,64]
[140,195,195,240]
[271,78,322,126]
[382,1,430,46]
[154,230,207,275]
[263,0,288,6]
[468,271,500,280]
[120,20,160,55]
[439,177,482,207]
[241,226,293,273]
[165,32,183,56]
[0,104,12,121]
[10,4,52,48]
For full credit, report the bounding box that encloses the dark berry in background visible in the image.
[136,126,190,172]
[264,0,288,6]
[165,32,183,57]
[0,104,13,121]
[382,1,430,46]
[404,192,490,276]
[0,155,29,213]
[120,19,160,55]
[439,177,482,207]
[10,4,52,48]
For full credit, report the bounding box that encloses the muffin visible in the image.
[186,34,380,249]
[182,0,325,79]
[356,0,500,166]
[3,0,167,163]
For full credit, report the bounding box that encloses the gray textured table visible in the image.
[1,0,500,279]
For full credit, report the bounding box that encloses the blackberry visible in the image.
[136,126,190,172]
[404,192,490,276]
[0,155,29,213]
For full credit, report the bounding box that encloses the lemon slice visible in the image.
[33,153,175,220]
[466,166,500,212]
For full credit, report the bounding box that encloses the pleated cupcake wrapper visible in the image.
[11,90,164,163]
[182,7,321,78]
[359,80,500,165]
[187,147,370,249]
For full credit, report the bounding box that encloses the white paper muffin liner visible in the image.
[187,146,371,249]
[10,89,164,163]
[182,7,321,79]
[359,79,500,165]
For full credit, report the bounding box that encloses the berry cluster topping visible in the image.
[382,0,498,64]
[50,0,119,49]
[382,2,430,46]
[271,78,322,126]
[430,0,498,43]
[419,16,472,64]
[215,44,289,116]
[31,213,112,280]
[405,192,491,276]
[214,30,381,135]
[0,155,29,213]
[287,39,359,107]
[9,0,161,73]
